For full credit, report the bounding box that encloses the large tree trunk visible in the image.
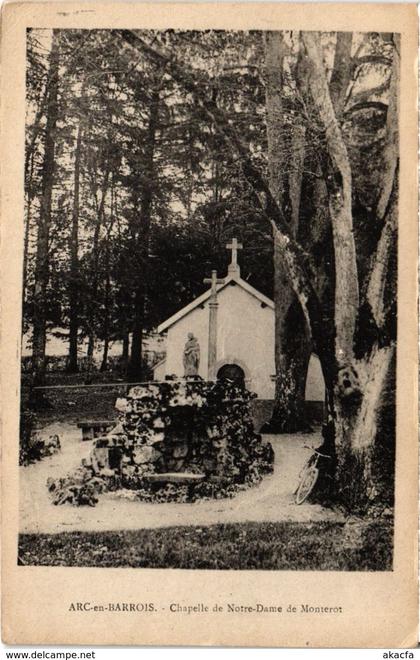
[128,87,159,381]
[302,31,398,510]
[267,289,313,433]
[31,30,60,385]
[68,121,83,372]
[263,32,311,432]
[332,343,395,510]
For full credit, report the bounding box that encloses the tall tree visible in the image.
[299,31,398,508]
[263,31,312,433]
[67,119,83,371]
[126,84,160,381]
[31,30,60,385]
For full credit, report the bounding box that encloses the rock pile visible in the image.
[20,430,61,466]
[47,379,274,506]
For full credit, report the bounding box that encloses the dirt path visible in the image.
[19,422,344,534]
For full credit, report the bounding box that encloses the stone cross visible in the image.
[226,237,243,275]
[203,270,224,376]
[204,270,224,302]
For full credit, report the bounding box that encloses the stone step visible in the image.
[143,472,205,484]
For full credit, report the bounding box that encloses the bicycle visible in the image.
[294,445,332,505]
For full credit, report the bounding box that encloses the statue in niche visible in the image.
[183,333,200,377]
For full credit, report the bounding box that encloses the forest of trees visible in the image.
[25,28,275,385]
[25,29,398,509]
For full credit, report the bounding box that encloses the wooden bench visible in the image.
[77,420,115,441]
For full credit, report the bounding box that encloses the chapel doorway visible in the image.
[217,363,245,386]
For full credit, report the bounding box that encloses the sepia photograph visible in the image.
[1,0,418,647]
[17,25,401,572]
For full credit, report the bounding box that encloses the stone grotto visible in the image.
[47,379,274,506]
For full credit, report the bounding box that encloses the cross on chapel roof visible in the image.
[226,237,243,276]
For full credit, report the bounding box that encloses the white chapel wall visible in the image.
[215,284,275,399]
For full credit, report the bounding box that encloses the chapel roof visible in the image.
[157,271,274,334]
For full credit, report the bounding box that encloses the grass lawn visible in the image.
[18,520,393,570]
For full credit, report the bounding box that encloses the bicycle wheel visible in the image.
[294,466,319,505]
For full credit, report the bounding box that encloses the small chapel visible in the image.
[154,239,324,404]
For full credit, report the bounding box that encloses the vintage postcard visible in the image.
[1,1,418,647]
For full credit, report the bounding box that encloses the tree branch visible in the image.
[366,181,397,327]
[343,100,388,117]
[115,29,325,349]
[376,36,399,220]
[344,82,390,113]
[365,37,399,327]
[329,32,353,117]
[350,54,393,72]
